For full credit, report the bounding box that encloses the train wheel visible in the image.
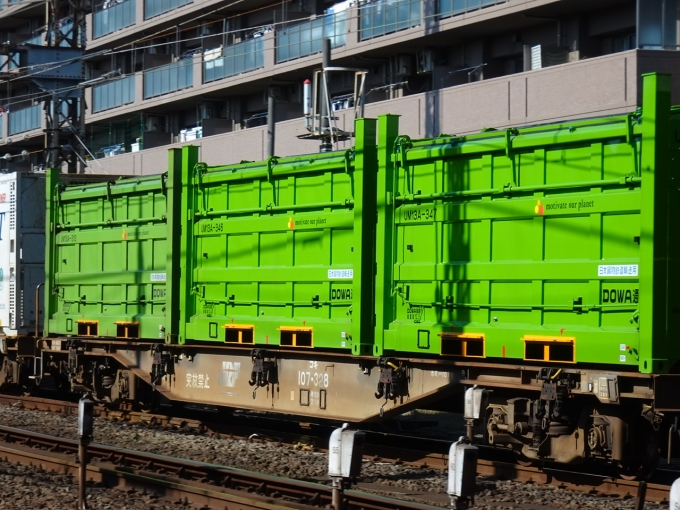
[17,361,37,396]
[139,389,161,414]
[0,357,12,388]
[616,422,659,481]
[512,448,539,468]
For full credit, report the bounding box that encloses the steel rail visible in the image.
[475,459,672,503]
[0,424,443,510]
[0,395,675,504]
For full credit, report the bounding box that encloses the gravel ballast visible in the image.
[0,403,670,509]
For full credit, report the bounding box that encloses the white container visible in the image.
[0,172,46,337]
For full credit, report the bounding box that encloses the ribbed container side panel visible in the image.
[382,94,676,374]
[184,151,363,351]
[45,174,169,341]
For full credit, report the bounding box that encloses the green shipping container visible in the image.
[175,120,378,354]
[43,73,680,377]
[44,170,174,340]
[376,73,680,374]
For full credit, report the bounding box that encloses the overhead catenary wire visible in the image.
[0,148,42,159]
[0,0,461,113]
[0,0,48,8]
[0,3,299,102]
[0,8,332,110]
[0,0,282,78]
[0,21,282,110]
[0,0,299,166]
[1,0,473,82]
[117,0,247,50]
[115,0,284,50]
[3,0,347,86]
[2,0,343,82]
[1,49,112,82]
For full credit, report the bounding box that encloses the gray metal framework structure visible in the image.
[0,0,86,173]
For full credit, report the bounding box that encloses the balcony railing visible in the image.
[359,0,421,41]
[93,76,135,113]
[204,38,264,83]
[276,11,346,63]
[9,104,41,135]
[144,0,191,20]
[94,0,136,39]
[143,59,193,99]
[438,0,506,18]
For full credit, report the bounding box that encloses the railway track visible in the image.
[0,394,676,506]
[0,424,442,510]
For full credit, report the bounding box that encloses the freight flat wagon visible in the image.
[1,72,679,478]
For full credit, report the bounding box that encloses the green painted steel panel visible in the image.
[42,73,680,376]
[180,120,378,352]
[379,73,678,374]
[45,171,173,341]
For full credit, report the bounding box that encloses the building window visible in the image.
[359,0,421,41]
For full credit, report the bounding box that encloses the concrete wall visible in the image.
[83,49,678,176]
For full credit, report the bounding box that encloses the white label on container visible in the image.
[150,273,167,281]
[328,269,353,279]
[620,344,627,351]
[619,355,626,362]
[598,265,638,277]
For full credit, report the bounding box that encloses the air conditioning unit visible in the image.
[531,44,570,70]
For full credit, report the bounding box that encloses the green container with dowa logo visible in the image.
[42,74,679,375]
[173,119,378,355]
[44,172,174,341]
[374,73,677,374]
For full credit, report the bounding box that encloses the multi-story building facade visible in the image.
[0,0,678,174]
